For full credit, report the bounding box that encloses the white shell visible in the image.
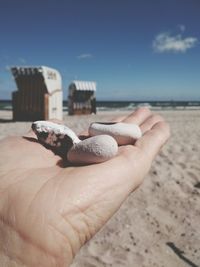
[32,121,80,143]
[89,122,142,145]
[32,121,80,150]
[67,135,118,164]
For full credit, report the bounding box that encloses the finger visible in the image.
[23,128,37,139]
[79,113,129,138]
[79,108,152,138]
[110,113,129,122]
[79,111,130,137]
[135,121,170,160]
[79,107,151,138]
[122,107,152,125]
[140,113,164,134]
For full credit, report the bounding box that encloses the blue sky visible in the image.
[0,0,200,100]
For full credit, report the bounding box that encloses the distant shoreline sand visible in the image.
[0,99,200,113]
[0,108,200,138]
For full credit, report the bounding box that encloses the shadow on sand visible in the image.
[166,242,199,267]
[0,118,13,123]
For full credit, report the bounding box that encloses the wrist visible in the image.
[0,214,78,267]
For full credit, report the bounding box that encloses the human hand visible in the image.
[0,108,170,267]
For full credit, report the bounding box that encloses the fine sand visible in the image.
[0,109,200,267]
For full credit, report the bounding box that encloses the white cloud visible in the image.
[153,31,198,53]
[178,24,186,32]
[77,53,93,59]
[18,57,26,64]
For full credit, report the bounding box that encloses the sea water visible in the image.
[0,100,200,112]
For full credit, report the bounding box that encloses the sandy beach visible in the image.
[0,109,200,267]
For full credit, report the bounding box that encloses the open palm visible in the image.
[0,108,170,267]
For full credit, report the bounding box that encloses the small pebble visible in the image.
[32,121,80,155]
[89,122,142,145]
[32,121,118,164]
[67,135,118,164]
